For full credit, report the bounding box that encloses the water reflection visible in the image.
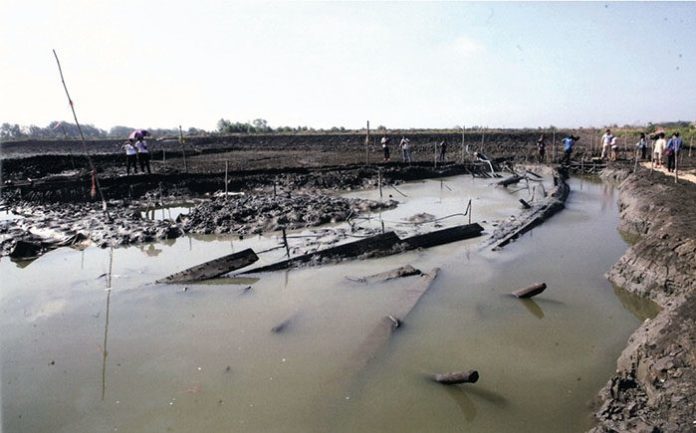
[613,284,661,321]
[445,386,477,422]
[520,298,544,319]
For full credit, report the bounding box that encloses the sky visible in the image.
[1,1,695,131]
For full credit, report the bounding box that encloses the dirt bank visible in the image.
[589,167,696,433]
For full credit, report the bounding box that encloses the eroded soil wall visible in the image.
[589,168,696,433]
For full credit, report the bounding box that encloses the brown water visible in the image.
[0,177,655,433]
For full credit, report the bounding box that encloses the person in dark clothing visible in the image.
[636,133,648,160]
[537,134,546,163]
[438,139,448,162]
[561,134,579,165]
[381,136,391,161]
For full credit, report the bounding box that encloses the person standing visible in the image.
[610,136,619,161]
[381,136,391,162]
[653,132,666,167]
[561,134,578,165]
[136,136,151,174]
[600,129,613,160]
[438,139,448,163]
[537,134,546,163]
[124,139,138,175]
[636,133,648,160]
[665,132,683,173]
[400,137,412,163]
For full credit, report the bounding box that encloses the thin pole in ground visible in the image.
[552,130,556,163]
[224,160,229,199]
[461,126,465,163]
[365,120,370,165]
[52,49,109,214]
[179,125,187,173]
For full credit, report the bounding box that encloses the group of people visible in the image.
[535,133,580,165]
[535,128,685,170]
[123,130,151,175]
[380,136,448,163]
[651,131,683,172]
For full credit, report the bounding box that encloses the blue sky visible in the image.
[1,1,694,131]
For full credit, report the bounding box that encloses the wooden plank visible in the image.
[402,223,483,250]
[156,248,258,283]
[433,370,480,385]
[239,232,401,274]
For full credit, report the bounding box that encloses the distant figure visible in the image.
[536,134,546,163]
[136,136,151,174]
[381,136,391,162]
[636,133,648,160]
[665,132,683,173]
[653,132,666,167]
[400,137,412,163]
[561,134,578,165]
[610,136,619,161]
[123,139,138,175]
[438,139,448,163]
[601,129,613,160]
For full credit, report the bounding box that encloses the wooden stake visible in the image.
[512,282,547,298]
[179,125,188,173]
[224,160,229,199]
[52,49,108,213]
[282,228,290,258]
[433,370,479,385]
[552,130,556,163]
[365,120,370,165]
[378,168,383,200]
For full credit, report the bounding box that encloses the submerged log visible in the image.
[511,282,547,298]
[402,223,483,250]
[346,264,422,284]
[434,370,480,385]
[240,232,401,274]
[157,248,259,283]
[497,174,523,187]
[346,268,441,371]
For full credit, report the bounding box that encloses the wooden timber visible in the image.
[157,248,259,283]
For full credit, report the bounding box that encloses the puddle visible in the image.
[140,204,194,221]
[0,176,652,433]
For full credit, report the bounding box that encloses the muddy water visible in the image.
[0,177,652,433]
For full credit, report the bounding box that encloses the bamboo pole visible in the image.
[52,49,108,214]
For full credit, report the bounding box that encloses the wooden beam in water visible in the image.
[433,370,480,385]
[402,223,483,250]
[156,248,259,283]
[240,232,402,274]
[511,282,547,298]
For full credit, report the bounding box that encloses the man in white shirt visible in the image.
[124,139,138,175]
[400,137,412,163]
[600,129,613,160]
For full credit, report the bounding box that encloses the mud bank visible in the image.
[0,193,395,259]
[589,167,696,433]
